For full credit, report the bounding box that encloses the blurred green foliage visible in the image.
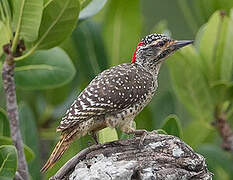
[0,0,233,179]
[0,145,17,180]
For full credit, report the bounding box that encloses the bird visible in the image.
[41,33,193,172]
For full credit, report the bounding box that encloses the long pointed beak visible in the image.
[172,40,194,50]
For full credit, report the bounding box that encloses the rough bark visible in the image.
[2,51,29,179]
[50,132,213,180]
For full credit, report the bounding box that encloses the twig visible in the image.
[50,133,213,180]
[214,109,233,153]
[14,171,24,180]
[2,42,29,180]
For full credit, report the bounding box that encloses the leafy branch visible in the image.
[0,0,108,179]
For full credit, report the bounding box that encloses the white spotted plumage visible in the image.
[57,63,159,131]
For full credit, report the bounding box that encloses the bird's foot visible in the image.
[133,129,148,149]
[133,129,158,148]
[89,131,100,145]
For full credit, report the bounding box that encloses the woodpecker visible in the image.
[41,33,193,172]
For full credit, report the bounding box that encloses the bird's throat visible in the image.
[135,57,163,76]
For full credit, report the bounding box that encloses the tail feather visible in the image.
[40,134,73,173]
[41,121,93,173]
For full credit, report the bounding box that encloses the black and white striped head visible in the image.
[132,33,193,65]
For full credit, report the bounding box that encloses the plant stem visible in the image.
[214,106,233,153]
[2,53,29,179]
[14,46,35,61]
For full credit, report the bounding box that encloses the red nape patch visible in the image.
[131,41,144,63]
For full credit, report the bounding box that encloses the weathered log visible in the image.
[50,132,213,180]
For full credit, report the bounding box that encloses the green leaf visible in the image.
[0,108,10,137]
[0,21,11,57]
[197,10,233,103]
[0,136,35,162]
[156,129,167,135]
[35,0,80,50]
[135,106,154,131]
[14,47,76,90]
[0,145,17,180]
[79,0,107,20]
[12,0,43,42]
[197,144,233,178]
[210,81,233,103]
[161,115,183,138]
[221,9,233,82]
[71,20,109,82]
[79,0,91,10]
[199,11,229,82]
[0,61,2,91]
[193,0,233,26]
[103,0,141,65]
[18,102,40,179]
[168,46,214,121]
[98,127,118,144]
[183,120,214,148]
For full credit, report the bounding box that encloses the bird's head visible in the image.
[132,33,193,67]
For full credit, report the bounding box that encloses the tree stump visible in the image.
[50,132,213,180]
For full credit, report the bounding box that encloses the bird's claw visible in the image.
[133,130,158,148]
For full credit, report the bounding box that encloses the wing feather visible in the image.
[57,63,154,131]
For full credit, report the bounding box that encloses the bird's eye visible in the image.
[157,41,165,47]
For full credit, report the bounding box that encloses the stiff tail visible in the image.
[40,134,72,173]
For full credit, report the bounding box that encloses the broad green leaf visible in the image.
[135,106,154,131]
[0,61,2,91]
[0,21,11,57]
[71,20,109,83]
[79,0,91,10]
[35,0,80,50]
[221,9,233,82]
[0,136,35,162]
[103,0,141,65]
[197,144,233,178]
[19,102,40,179]
[0,108,10,137]
[199,11,229,81]
[194,24,206,50]
[168,46,214,121]
[210,81,233,104]
[0,145,17,180]
[79,0,107,20]
[98,127,118,144]
[197,10,233,103]
[183,120,214,148]
[193,0,233,26]
[14,47,76,90]
[12,0,43,42]
[161,115,182,138]
[148,90,176,129]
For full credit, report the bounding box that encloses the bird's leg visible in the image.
[133,129,148,136]
[120,121,148,148]
[90,131,99,145]
[133,129,150,148]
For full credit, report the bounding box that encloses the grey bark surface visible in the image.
[50,132,213,180]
